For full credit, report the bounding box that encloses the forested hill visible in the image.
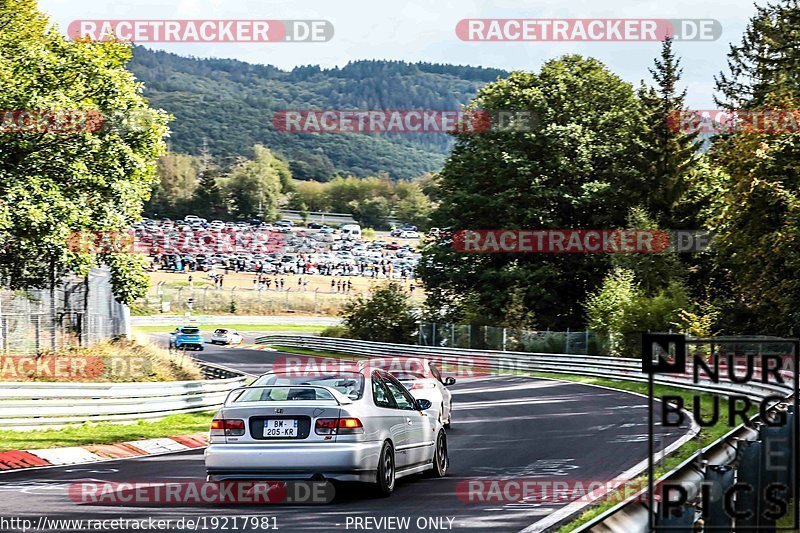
[128,46,507,180]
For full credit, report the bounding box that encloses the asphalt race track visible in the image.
[0,336,691,532]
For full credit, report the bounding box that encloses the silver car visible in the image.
[204,364,449,496]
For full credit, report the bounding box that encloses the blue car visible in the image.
[170,326,205,351]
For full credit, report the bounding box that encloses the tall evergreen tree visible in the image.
[710,0,800,334]
[638,38,699,224]
[715,0,800,109]
[191,168,227,219]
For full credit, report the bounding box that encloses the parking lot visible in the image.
[134,216,423,282]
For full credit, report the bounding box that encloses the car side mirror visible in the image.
[444,377,456,386]
[416,399,432,411]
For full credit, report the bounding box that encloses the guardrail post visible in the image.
[788,405,795,501]
[703,464,735,531]
[736,439,763,530]
[759,421,790,529]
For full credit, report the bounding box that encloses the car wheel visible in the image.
[425,431,449,478]
[198,346,204,351]
[374,442,395,496]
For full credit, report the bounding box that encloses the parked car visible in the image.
[169,326,204,351]
[205,365,449,495]
[211,328,244,345]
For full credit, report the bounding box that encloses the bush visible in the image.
[586,269,693,356]
[319,325,350,338]
[361,228,376,239]
[0,337,203,383]
[339,282,418,343]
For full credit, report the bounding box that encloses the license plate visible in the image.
[264,419,298,437]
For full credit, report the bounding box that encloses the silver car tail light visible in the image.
[315,417,364,435]
[211,418,246,437]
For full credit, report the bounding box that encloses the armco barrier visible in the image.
[0,362,247,430]
[256,335,797,532]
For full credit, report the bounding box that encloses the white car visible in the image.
[399,231,420,239]
[205,365,448,496]
[210,328,244,345]
[390,361,454,428]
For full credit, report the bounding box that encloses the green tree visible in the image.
[420,56,654,328]
[224,145,285,219]
[586,268,692,355]
[586,268,640,340]
[191,167,227,219]
[340,282,418,343]
[394,182,433,228]
[0,1,169,302]
[709,0,800,334]
[146,153,199,217]
[611,207,685,294]
[638,38,699,224]
[350,197,391,230]
[715,0,800,109]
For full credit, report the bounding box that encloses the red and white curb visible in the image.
[0,433,208,472]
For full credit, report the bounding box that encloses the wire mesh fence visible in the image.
[417,322,613,355]
[135,284,426,317]
[0,267,129,356]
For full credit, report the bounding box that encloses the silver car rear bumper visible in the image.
[205,441,384,483]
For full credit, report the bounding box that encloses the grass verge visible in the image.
[0,411,215,451]
[268,345,358,359]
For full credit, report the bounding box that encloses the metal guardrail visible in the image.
[255,335,790,401]
[255,335,797,532]
[0,361,247,430]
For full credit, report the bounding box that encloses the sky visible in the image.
[38,0,760,109]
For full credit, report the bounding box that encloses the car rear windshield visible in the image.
[250,373,365,400]
[214,329,228,334]
[181,328,200,334]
